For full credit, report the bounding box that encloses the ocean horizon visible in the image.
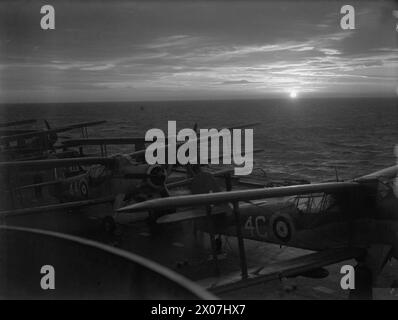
[1,97,397,182]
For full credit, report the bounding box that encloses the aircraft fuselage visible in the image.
[208,180,398,259]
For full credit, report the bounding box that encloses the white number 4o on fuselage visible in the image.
[244,216,268,238]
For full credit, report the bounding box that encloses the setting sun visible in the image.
[289,91,298,99]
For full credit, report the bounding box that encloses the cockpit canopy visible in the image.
[293,193,337,214]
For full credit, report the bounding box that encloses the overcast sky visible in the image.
[0,0,397,102]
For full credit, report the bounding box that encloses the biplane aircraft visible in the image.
[117,164,398,299]
[0,123,260,233]
[0,120,106,161]
[0,155,171,232]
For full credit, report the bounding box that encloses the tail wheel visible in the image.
[102,216,116,234]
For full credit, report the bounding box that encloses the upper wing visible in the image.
[356,165,398,181]
[0,196,114,218]
[203,247,365,294]
[118,181,360,213]
[0,119,37,128]
[0,156,115,170]
[61,137,147,148]
[0,120,106,143]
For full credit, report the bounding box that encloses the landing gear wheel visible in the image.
[102,216,116,235]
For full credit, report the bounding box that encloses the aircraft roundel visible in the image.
[272,216,292,242]
[79,180,88,197]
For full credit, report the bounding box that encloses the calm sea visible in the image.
[1,97,397,181]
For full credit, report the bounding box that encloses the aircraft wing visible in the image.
[356,165,398,181]
[118,181,360,213]
[48,120,106,133]
[0,120,106,143]
[0,156,115,170]
[0,129,36,136]
[61,137,147,148]
[0,196,115,218]
[14,180,62,190]
[202,247,365,294]
[157,204,231,224]
[0,119,37,128]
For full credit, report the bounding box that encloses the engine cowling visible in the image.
[145,165,167,189]
[121,162,167,190]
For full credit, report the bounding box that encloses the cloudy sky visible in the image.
[0,0,397,102]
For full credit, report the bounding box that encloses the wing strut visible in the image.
[206,205,220,276]
[225,172,248,280]
[232,201,248,280]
